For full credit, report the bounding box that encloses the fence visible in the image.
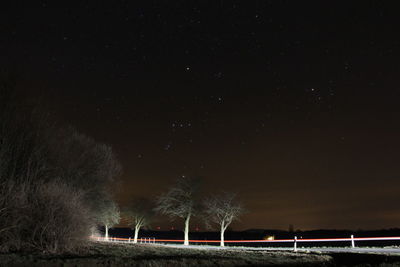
[93,235,400,251]
[97,237,156,244]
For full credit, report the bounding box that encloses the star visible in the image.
[164,142,172,151]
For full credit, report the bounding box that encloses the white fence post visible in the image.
[128,237,131,243]
[294,236,297,252]
[351,235,355,248]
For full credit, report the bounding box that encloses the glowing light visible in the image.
[264,235,275,241]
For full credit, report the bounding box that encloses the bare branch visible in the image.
[122,197,154,230]
[155,176,201,219]
[204,192,244,231]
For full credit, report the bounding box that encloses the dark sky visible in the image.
[2,1,400,230]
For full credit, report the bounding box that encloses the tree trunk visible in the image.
[220,224,225,247]
[184,214,191,245]
[134,225,140,243]
[105,224,109,241]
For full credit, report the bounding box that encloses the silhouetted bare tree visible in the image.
[0,78,58,251]
[123,198,154,243]
[50,127,122,213]
[155,176,201,245]
[204,192,244,247]
[0,77,122,252]
[98,199,120,240]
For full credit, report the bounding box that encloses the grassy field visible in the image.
[1,241,400,266]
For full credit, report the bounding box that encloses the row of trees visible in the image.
[116,177,244,247]
[0,75,243,251]
[0,77,122,252]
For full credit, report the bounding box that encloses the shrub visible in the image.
[0,180,92,253]
[0,77,121,253]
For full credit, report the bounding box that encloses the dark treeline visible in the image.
[0,76,121,253]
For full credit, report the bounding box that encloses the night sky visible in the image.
[2,1,400,231]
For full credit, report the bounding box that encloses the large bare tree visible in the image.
[123,198,154,243]
[204,192,244,247]
[50,127,122,231]
[50,128,122,209]
[97,199,120,241]
[155,176,201,245]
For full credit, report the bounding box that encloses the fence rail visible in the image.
[93,235,400,251]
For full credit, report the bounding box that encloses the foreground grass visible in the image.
[1,241,400,266]
[0,241,331,267]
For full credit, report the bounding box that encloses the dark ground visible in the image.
[1,242,400,266]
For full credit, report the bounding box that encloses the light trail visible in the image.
[93,236,400,244]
